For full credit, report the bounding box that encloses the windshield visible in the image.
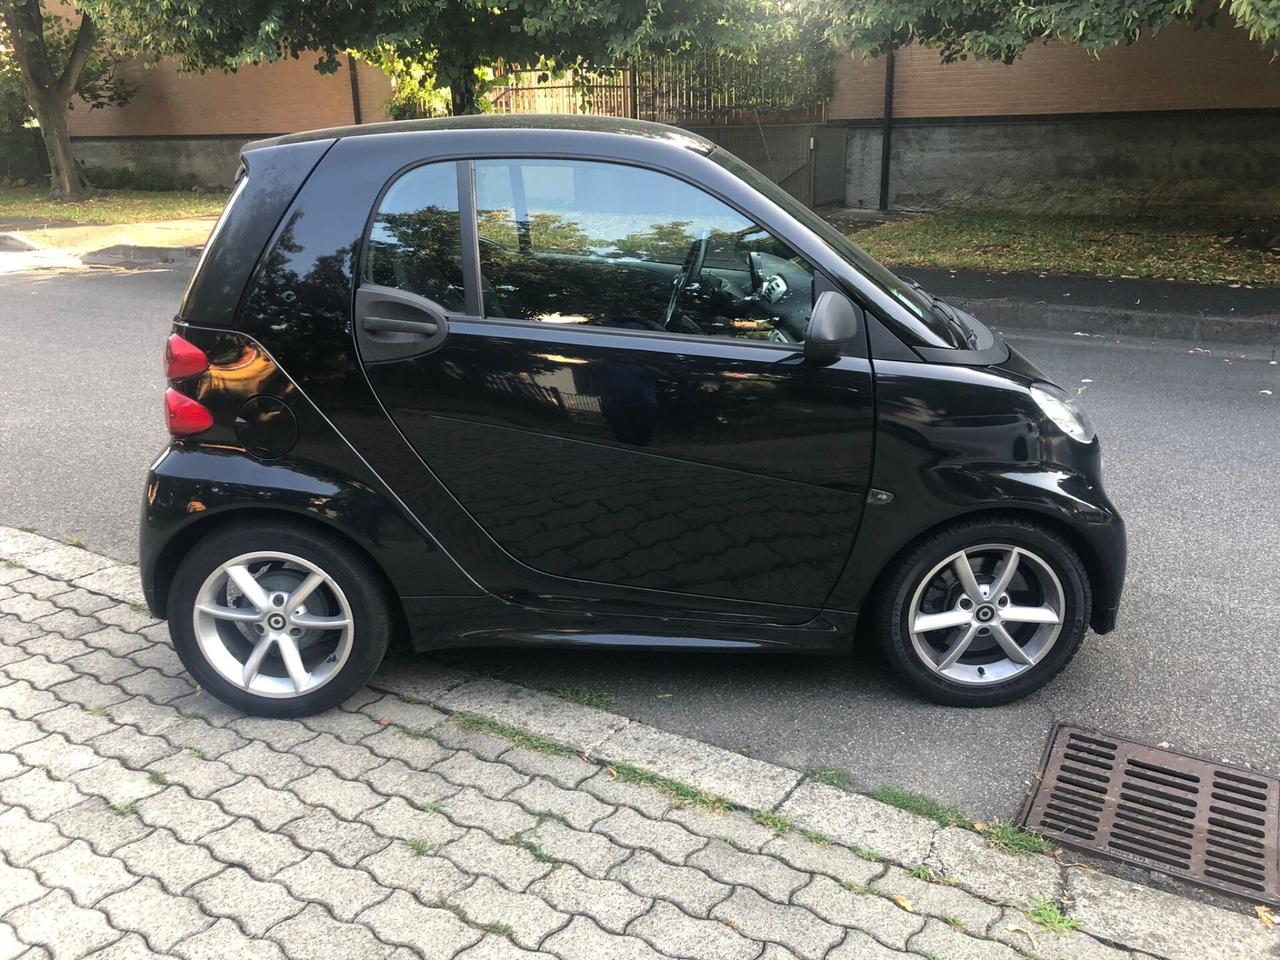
[709,148,969,349]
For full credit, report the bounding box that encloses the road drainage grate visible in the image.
[1020,722,1280,904]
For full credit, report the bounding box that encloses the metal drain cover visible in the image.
[1020,723,1280,904]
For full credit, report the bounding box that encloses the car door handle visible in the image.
[361,315,439,336]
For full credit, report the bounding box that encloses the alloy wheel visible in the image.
[192,550,354,698]
[907,543,1064,686]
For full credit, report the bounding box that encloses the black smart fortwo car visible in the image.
[141,116,1125,717]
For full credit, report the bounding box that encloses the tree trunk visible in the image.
[1,1,97,199]
[449,71,480,115]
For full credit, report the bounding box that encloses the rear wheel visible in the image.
[875,517,1091,706]
[167,521,392,717]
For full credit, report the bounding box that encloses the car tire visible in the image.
[875,516,1091,707]
[167,520,393,718]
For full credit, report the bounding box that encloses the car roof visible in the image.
[244,114,715,155]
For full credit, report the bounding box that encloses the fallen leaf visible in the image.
[892,895,914,912]
[1260,390,1273,396]
[656,693,673,699]
[1256,905,1277,928]
[1080,378,1094,383]
[377,717,394,726]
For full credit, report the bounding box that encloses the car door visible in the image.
[355,155,874,623]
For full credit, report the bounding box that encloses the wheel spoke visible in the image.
[275,634,309,692]
[196,602,261,623]
[226,564,271,613]
[1002,605,1061,625]
[951,553,983,601]
[989,548,1022,599]
[991,623,1034,665]
[284,571,326,616]
[913,608,972,634]
[241,634,275,687]
[290,612,351,630]
[937,623,979,671]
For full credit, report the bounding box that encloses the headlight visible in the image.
[1030,383,1096,443]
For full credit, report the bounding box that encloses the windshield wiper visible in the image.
[903,278,977,349]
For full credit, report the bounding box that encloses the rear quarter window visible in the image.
[364,163,465,311]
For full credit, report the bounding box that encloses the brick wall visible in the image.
[830,20,1280,121]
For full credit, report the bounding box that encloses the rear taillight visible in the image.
[165,334,208,380]
[164,387,214,437]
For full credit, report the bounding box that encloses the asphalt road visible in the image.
[2,261,1278,821]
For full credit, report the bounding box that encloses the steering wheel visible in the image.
[663,237,708,330]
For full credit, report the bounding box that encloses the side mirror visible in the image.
[804,291,862,363]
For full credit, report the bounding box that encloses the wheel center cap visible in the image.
[975,604,996,623]
[266,613,287,630]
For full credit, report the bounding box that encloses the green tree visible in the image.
[829,0,1280,63]
[0,3,130,198]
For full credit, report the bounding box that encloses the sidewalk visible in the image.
[1,525,1276,960]
[0,218,213,268]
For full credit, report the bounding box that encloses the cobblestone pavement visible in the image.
[1,526,1277,960]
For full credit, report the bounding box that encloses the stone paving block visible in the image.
[171,919,288,960]
[434,750,531,798]
[114,667,194,704]
[123,642,184,677]
[688,838,809,902]
[438,830,554,892]
[219,740,312,789]
[0,560,32,582]
[4,655,76,690]
[358,798,468,844]
[778,781,938,867]
[202,817,309,879]
[0,528,58,560]
[761,833,885,888]
[89,725,177,768]
[525,820,630,879]
[83,932,171,959]
[47,587,115,617]
[225,717,316,750]
[136,786,234,842]
[280,807,389,867]
[96,877,212,950]
[29,609,104,639]
[928,826,1061,909]
[6,889,120,959]
[88,604,157,634]
[629,899,758,960]
[275,852,390,921]
[360,843,471,903]
[14,732,103,779]
[20,545,115,583]
[0,714,44,751]
[99,696,181,736]
[360,890,485,956]
[440,787,539,838]
[189,867,304,936]
[499,745,596,790]
[364,759,458,805]
[49,799,150,856]
[0,680,61,719]
[358,693,447,732]
[368,659,473,705]
[450,875,569,950]
[0,642,30,668]
[210,777,306,831]
[0,751,21,780]
[361,727,453,769]
[578,769,672,819]
[909,917,1026,960]
[0,595,59,622]
[2,766,85,819]
[69,758,164,808]
[71,567,146,607]
[454,935,559,959]
[595,807,705,863]
[114,829,223,894]
[292,733,382,778]
[77,627,149,658]
[431,721,515,761]
[298,707,384,744]
[437,678,628,753]
[542,915,668,960]
[147,749,241,798]
[610,849,730,916]
[0,806,68,866]
[794,875,929,949]
[508,777,612,831]
[988,907,1133,960]
[712,887,843,960]
[18,633,93,664]
[63,649,142,685]
[529,864,649,934]
[150,712,248,760]
[291,767,383,819]
[0,614,43,640]
[51,676,130,712]
[877,864,1002,936]
[827,929,914,960]
[10,575,72,600]
[1065,867,1278,960]
[665,805,778,853]
[32,703,116,742]
[27,838,137,907]
[268,903,395,960]
[0,860,47,914]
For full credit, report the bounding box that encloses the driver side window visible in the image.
[473,159,815,343]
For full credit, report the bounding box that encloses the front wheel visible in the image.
[167,521,393,717]
[875,518,1091,707]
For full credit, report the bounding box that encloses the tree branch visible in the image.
[1,0,55,91]
[57,11,97,96]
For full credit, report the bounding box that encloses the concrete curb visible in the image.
[953,296,1280,347]
[2,523,1276,960]
[80,243,203,266]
